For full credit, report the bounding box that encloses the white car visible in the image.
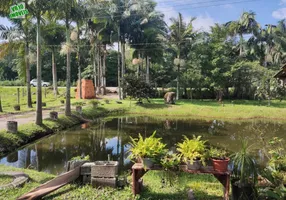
[30,79,50,87]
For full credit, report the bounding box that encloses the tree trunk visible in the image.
[25,40,32,108]
[98,47,102,94]
[176,56,180,100]
[35,14,42,125]
[239,34,243,56]
[65,18,71,116]
[146,56,150,84]
[121,42,126,99]
[137,52,141,78]
[77,24,82,99]
[102,45,107,95]
[51,48,58,98]
[93,43,97,95]
[117,25,122,100]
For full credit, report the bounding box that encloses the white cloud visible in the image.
[272,8,286,19]
[191,14,217,32]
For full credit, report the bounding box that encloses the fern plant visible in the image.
[176,135,207,165]
[129,131,167,162]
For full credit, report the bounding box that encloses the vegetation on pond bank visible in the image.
[0,107,125,157]
[0,165,223,200]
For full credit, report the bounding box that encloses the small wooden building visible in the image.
[274,64,286,86]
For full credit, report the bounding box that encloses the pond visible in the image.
[1,117,286,175]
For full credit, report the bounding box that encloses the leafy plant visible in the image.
[267,137,286,171]
[129,131,167,162]
[176,135,207,165]
[209,147,228,160]
[72,101,85,106]
[123,75,155,103]
[161,153,181,171]
[71,155,90,161]
[89,100,99,108]
[230,140,258,185]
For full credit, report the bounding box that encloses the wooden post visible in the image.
[17,88,20,104]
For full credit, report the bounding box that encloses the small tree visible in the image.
[0,96,3,112]
[123,76,155,103]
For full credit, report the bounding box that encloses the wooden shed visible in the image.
[274,64,286,86]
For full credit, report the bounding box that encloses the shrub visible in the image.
[123,76,155,103]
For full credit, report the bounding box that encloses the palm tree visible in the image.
[226,11,260,56]
[169,13,196,100]
[55,0,82,116]
[42,22,65,97]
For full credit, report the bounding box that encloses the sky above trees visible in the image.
[0,0,285,34]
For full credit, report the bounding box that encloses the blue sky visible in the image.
[0,0,285,32]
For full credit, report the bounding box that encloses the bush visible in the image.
[0,80,24,86]
[123,76,155,103]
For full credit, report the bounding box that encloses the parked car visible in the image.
[30,79,50,87]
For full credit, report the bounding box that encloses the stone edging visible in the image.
[0,172,29,190]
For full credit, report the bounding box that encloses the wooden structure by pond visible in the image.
[274,64,286,86]
[132,163,231,200]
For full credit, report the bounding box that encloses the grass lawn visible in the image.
[99,98,286,121]
[0,86,77,114]
[0,165,224,200]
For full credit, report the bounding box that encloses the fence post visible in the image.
[17,88,20,104]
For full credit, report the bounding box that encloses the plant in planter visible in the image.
[230,140,258,200]
[129,131,167,168]
[209,147,230,172]
[160,153,181,186]
[177,135,207,170]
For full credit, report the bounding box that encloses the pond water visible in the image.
[1,117,286,175]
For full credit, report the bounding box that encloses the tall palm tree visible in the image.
[169,13,196,100]
[55,0,82,116]
[42,22,65,97]
[226,11,260,56]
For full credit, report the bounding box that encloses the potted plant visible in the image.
[230,140,258,200]
[209,147,230,172]
[177,135,207,170]
[160,152,181,186]
[129,131,167,168]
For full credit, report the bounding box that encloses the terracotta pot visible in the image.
[212,158,230,172]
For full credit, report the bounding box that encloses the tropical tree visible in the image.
[42,21,65,97]
[169,13,196,99]
[226,11,260,57]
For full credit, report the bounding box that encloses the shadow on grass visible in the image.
[137,103,169,109]
[139,186,222,200]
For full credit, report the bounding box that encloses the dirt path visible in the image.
[0,108,65,131]
[0,92,120,131]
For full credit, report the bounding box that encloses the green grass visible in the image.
[0,175,14,185]
[98,98,286,121]
[0,86,77,114]
[0,165,224,200]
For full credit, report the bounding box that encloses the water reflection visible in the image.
[1,117,286,175]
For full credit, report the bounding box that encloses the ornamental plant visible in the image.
[129,131,167,162]
[176,135,207,165]
[209,147,228,160]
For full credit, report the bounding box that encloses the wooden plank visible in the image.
[17,166,81,200]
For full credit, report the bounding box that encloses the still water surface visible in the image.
[1,117,286,175]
